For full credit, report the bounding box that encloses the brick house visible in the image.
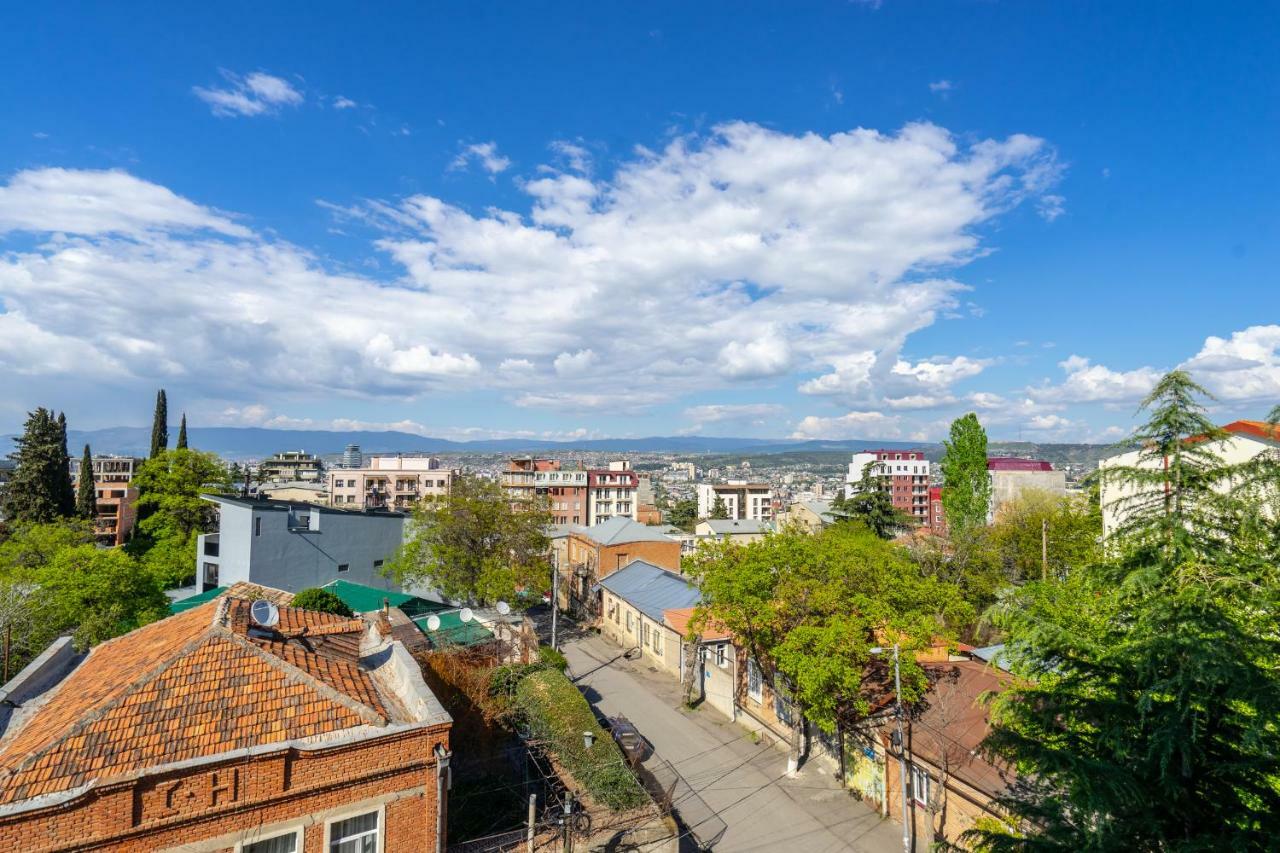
[853,658,1012,850]
[0,595,452,852]
[563,517,682,617]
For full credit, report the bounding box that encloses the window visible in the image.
[328,809,380,852]
[715,644,727,668]
[338,563,350,573]
[373,559,383,570]
[242,829,301,853]
[203,562,219,587]
[911,765,930,806]
[652,629,662,654]
[642,622,650,646]
[747,658,763,702]
[254,517,262,536]
[626,611,633,632]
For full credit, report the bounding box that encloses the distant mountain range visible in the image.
[2,426,934,460]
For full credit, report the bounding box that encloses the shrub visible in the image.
[514,669,647,811]
[289,587,354,617]
[539,644,568,671]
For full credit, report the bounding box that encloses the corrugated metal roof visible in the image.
[579,516,679,545]
[700,519,771,535]
[597,559,700,621]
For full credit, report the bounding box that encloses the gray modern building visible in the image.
[196,494,406,594]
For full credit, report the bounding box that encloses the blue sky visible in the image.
[1,2,1277,443]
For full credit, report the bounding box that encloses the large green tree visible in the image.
[709,495,730,520]
[75,444,96,520]
[988,487,1102,583]
[176,413,188,450]
[149,389,168,459]
[970,372,1280,851]
[55,413,74,517]
[664,497,698,532]
[940,413,991,533]
[386,474,551,605]
[686,524,972,768]
[2,408,72,524]
[130,448,230,587]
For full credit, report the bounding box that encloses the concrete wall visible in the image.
[599,591,681,677]
[989,469,1067,519]
[213,502,404,593]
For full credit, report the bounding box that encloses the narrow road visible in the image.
[563,633,901,853]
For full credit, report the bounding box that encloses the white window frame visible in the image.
[235,824,304,853]
[715,643,728,668]
[747,658,763,703]
[324,803,385,853]
[626,611,633,632]
[652,627,662,654]
[911,764,930,806]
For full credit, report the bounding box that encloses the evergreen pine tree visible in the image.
[710,495,730,519]
[939,412,991,533]
[55,412,75,517]
[176,413,188,450]
[76,444,97,520]
[149,390,168,459]
[970,371,1280,851]
[2,408,70,523]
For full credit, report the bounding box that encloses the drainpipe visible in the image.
[434,742,452,853]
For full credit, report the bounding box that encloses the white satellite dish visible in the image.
[250,599,280,628]
[425,614,441,632]
[496,601,511,616]
[459,607,474,623]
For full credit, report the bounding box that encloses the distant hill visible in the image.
[1,425,1115,466]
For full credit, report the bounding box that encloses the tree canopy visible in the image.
[940,412,991,533]
[685,524,973,735]
[832,460,913,539]
[129,448,230,587]
[386,474,551,605]
[290,587,355,617]
[970,372,1280,850]
[2,408,74,525]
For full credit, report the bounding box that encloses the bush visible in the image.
[514,669,647,811]
[289,587,354,617]
[539,644,568,671]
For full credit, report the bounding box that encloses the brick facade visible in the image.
[0,724,450,852]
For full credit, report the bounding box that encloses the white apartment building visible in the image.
[1098,419,1279,537]
[696,481,774,522]
[327,455,455,511]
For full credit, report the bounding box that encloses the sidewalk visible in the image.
[563,633,903,853]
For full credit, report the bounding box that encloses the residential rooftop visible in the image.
[201,493,405,517]
[575,516,678,546]
[596,559,700,622]
[0,596,448,809]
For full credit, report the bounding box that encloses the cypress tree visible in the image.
[1,408,68,523]
[76,444,97,519]
[176,413,188,450]
[55,412,75,517]
[149,389,168,459]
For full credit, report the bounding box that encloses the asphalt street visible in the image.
[563,633,902,853]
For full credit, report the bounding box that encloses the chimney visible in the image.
[309,508,321,531]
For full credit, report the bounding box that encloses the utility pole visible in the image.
[892,644,911,853]
[1041,517,1049,581]
[526,793,536,853]
[550,558,559,650]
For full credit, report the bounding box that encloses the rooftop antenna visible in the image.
[250,599,280,628]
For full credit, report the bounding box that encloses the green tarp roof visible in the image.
[169,586,228,614]
[318,580,490,646]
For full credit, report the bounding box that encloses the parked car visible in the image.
[608,715,647,766]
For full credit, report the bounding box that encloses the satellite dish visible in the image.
[250,599,280,628]
[459,607,474,623]
[425,614,441,632]
[496,601,511,616]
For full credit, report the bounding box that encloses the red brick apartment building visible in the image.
[846,450,932,525]
[0,595,452,852]
[70,455,142,546]
[503,458,639,525]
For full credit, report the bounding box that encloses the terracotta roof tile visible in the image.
[0,596,396,806]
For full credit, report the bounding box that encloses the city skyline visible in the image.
[2,3,1277,443]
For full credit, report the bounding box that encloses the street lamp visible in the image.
[870,644,911,853]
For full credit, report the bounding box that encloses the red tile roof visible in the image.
[663,607,732,641]
[1224,420,1280,444]
[0,597,391,805]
